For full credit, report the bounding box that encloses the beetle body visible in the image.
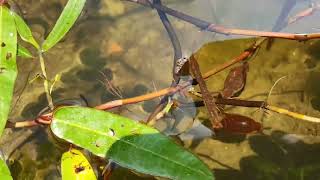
[215,113,262,134]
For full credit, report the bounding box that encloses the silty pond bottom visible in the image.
[1,0,320,179]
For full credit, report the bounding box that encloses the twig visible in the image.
[188,98,320,123]
[266,0,297,50]
[189,55,221,127]
[150,0,182,80]
[126,0,320,41]
[288,2,320,25]
[95,82,190,110]
[6,120,39,128]
[202,39,262,80]
[202,0,313,80]
[8,90,320,128]
[145,0,183,123]
[189,97,265,108]
[267,105,320,123]
[272,0,297,32]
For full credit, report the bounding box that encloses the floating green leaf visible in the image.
[41,0,86,52]
[61,148,96,180]
[0,159,12,180]
[17,44,33,58]
[0,6,17,136]
[51,107,214,180]
[13,12,39,49]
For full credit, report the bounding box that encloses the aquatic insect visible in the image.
[221,62,249,98]
[215,113,262,134]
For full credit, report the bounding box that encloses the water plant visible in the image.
[1,0,320,179]
[0,0,213,179]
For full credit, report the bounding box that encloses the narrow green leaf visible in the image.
[0,6,17,135]
[17,44,33,58]
[61,148,97,180]
[13,12,39,49]
[0,159,12,180]
[41,0,86,52]
[51,107,214,180]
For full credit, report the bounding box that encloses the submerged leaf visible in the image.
[61,148,96,180]
[0,159,12,180]
[13,12,39,49]
[41,0,86,52]
[0,6,17,135]
[51,107,214,180]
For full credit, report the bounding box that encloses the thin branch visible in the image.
[267,105,320,123]
[202,39,261,80]
[187,98,320,124]
[288,1,320,25]
[11,1,320,129]
[126,0,320,41]
[95,82,190,110]
[6,120,38,128]
[201,0,314,80]
[151,0,182,80]
[8,90,320,128]
[189,55,221,127]
[145,0,183,123]
[272,0,297,32]
[189,98,265,108]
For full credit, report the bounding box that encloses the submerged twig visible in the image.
[126,0,320,41]
[188,97,320,124]
[145,0,183,123]
[150,0,182,80]
[189,55,222,128]
[6,120,38,128]
[272,0,297,32]
[288,1,320,25]
[267,105,320,123]
[95,82,190,110]
[8,89,320,128]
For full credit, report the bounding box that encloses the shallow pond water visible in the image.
[1,0,320,179]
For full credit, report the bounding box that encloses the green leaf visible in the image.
[13,12,39,49]
[51,107,214,180]
[0,6,17,136]
[41,0,86,52]
[0,159,12,180]
[17,44,33,58]
[61,148,97,180]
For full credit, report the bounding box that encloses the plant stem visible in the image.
[39,52,53,110]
